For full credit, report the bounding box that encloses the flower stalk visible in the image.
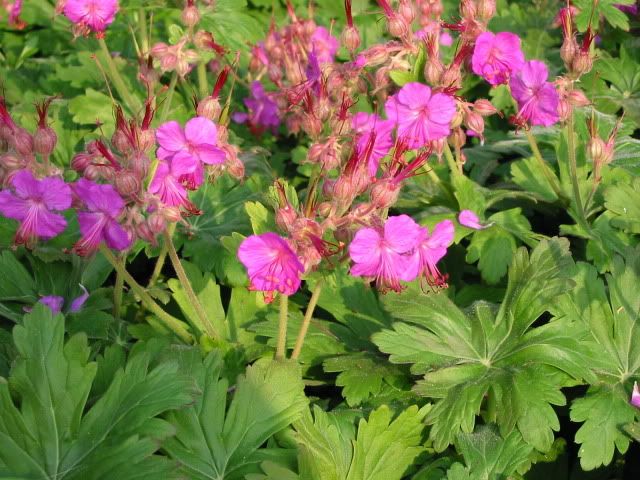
[566,112,587,226]
[525,129,564,200]
[99,245,193,343]
[164,229,219,339]
[291,279,324,360]
[97,37,141,113]
[276,294,289,360]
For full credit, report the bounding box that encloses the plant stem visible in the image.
[138,8,149,55]
[97,37,141,113]
[443,143,460,177]
[276,294,289,360]
[99,245,193,343]
[163,230,219,339]
[566,112,587,225]
[113,262,124,319]
[148,222,176,287]
[291,280,324,360]
[525,129,564,200]
[197,62,208,98]
[160,73,178,122]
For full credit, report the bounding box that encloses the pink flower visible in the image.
[73,179,131,255]
[63,0,119,34]
[510,60,560,127]
[232,81,281,135]
[156,116,226,166]
[458,210,487,229]
[8,0,25,29]
[472,31,525,86]
[0,170,71,244]
[349,215,422,292]
[311,26,339,64]
[148,159,201,212]
[413,220,454,288]
[237,232,304,301]
[385,82,456,149]
[352,112,395,176]
[632,382,640,408]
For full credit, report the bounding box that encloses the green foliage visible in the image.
[374,239,593,453]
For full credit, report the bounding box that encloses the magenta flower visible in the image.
[232,81,281,135]
[237,232,304,301]
[458,210,487,230]
[510,60,560,127]
[148,159,201,212]
[73,179,131,255]
[8,0,25,28]
[385,83,456,149]
[63,0,119,34]
[632,382,640,408]
[0,170,71,244]
[472,31,525,86]
[349,215,422,292]
[311,26,339,64]
[156,116,226,166]
[413,220,454,288]
[352,112,395,176]
[34,285,89,315]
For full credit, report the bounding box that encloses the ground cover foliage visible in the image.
[0,0,639,478]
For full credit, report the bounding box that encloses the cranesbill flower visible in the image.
[414,220,455,288]
[458,210,487,230]
[632,382,640,408]
[8,0,25,29]
[237,232,304,301]
[510,60,560,127]
[352,112,395,176]
[0,170,72,244]
[73,178,131,255]
[232,81,281,135]
[156,116,226,166]
[148,159,201,213]
[311,26,339,64]
[349,215,422,292]
[472,31,525,86]
[34,285,89,315]
[385,82,456,149]
[63,0,119,34]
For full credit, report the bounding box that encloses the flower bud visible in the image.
[450,108,464,129]
[477,0,496,21]
[567,89,590,107]
[460,0,476,19]
[473,99,498,116]
[111,129,132,155]
[34,126,57,157]
[560,37,578,66]
[465,111,484,136]
[342,26,361,52]
[301,114,322,139]
[588,137,605,164]
[162,206,182,223]
[138,129,156,152]
[449,127,467,150]
[370,179,400,209]
[276,206,297,232]
[130,151,150,178]
[558,99,571,122]
[1,152,24,170]
[571,51,593,76]
[388,15,409,38]
[11,128,34,156]
[399,0,415,23]
[197,96,221,120]
[84,164,103,181]
[148,212,166,234]
[425,60,444,85]
[181,6,201,28]
[116,170,142,197]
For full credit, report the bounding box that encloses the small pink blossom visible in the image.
[510,60,560,127]
[8,0,25,29]
[237,232,304,301]
[349,215,422,292]
[458,210,487,230]
[156,116,226,166]
[73,178,131,255]
[311,26,339,64]
[385,82,456,149]
[352,112,395,176]
[472,31,525,86]
[413,220,455,288]
[232,81,281,135]
[148,158,201,212]
[0,170,72,244]
[63,0,119,34]
[632,382,640,408]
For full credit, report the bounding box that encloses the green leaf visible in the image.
[68,88,114,127]
[164,354,308,479]
[449,425,533,480]
[246,200,277,235]
[574,0,634,31]
[466,227,516,285]
[294,404,428,480]
[511,156,559,202]
[604,177,640,233]
[375,239,589,453]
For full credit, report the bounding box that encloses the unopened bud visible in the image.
[224,146,244,179]
[558,100,571,122]
[398,0,415,23]
[588,137,605,163]
[84,164,104,181]
[370,180,400,209]
[112,129,132,155]
[560,37,578,66]
[477,0,496,21]
[34,126,57,156]
[449,127,467,149]
[181,6,200,28]
[460,0,476,19]
[115,171,141,196]
[388,15,409,38]
[301,114,322,139]
[11,128,33,156]
[567,89,590,107]
[197,96,221,120]
[1,152,24,170]
[342,26,361,52]
[162,206,182,223]
[474,99,498,116]
[130,152,150,178]
[148,213,166,234]
[276,206,297,232]
[571,51,593,76]
[450,108,464,129]
[138,129,156,152]
[425,60,444,85]
[465,111,484,136]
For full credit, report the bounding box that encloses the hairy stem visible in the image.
[160,73,178,121]
[443,144,460,177]
[148,223,176,288]
[100,245,193,343]
[566,112,587,225]
[138,8,149,55]
[98,37,141,113]
[525,129,564,200]
[291,280,324,360]
[113,262,124,319]
[197,62,208,98]
[276,294,289,360]
[164,230,219,339]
